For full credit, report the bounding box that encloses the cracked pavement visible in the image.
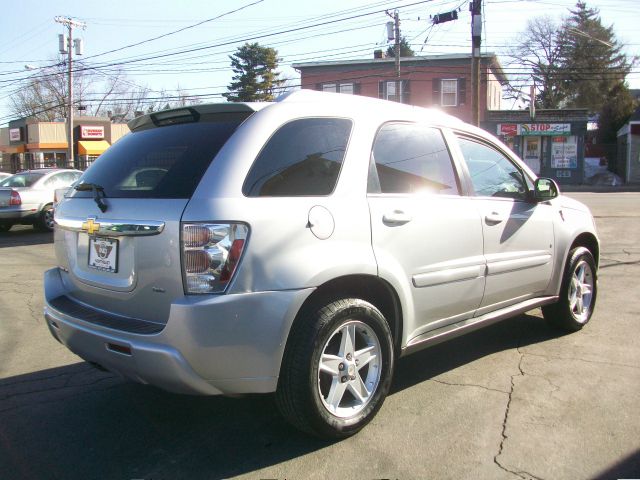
[0,193,639,480]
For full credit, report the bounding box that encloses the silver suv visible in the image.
[45,91,599,438]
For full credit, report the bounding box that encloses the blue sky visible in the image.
[1,0,638,124]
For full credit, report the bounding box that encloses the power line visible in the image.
[80,0,265,61]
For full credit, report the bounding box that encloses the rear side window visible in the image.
[72,114,249,199]
[0,173,44,188]
[243,118,352,197]
[369,123,459,195]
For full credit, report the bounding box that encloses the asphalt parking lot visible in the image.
[0,192,639,480]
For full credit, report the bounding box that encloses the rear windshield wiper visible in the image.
[75,182,108,213]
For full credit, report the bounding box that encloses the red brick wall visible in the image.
[298,61,494,123]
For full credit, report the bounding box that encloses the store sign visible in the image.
[9,128,21,142]
[497,124,518,136]
[518,123,571,136]
[80,125,105,140]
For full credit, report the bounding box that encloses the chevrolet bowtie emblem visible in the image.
[81,218,101,235]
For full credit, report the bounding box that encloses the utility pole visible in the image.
[55,16,85,168]
[386,10,401,103]
[470,0,482,126]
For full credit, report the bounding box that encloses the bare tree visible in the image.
[507,16,567,109]
[10,58,204,123]
[11,59,92,120]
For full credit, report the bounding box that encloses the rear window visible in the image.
[0,173,44,188]
[71,113,249,199]
[242,117,352,197]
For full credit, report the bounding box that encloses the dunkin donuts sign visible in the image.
[80,125,105,140]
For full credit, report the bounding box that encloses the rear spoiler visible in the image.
[127,102,269,132]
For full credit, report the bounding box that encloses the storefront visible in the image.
[617,111,640,184]
[483,109,589,185]
[76,124,111,170]
[0,117,128,173]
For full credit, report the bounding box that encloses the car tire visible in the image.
[0,223,12,232]
[276,298,394,439]
[37,204,55,232]
[542,247,597,332]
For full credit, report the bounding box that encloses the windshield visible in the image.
[72,113,251,199]
[0,173,44,188]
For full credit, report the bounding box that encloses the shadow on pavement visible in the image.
[0,314,564,480]
[392,312,563,393]
[591,448,640,479]
[0,226,53,248]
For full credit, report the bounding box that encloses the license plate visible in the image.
[88,237,119,273]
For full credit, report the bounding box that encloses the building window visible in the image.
[441,79,458,107]
[379,80,410,103]
[433,78,465,107]
[339,83,354,95]
[321,83,355,94]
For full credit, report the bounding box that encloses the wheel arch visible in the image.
[570,232,600,268]
[286,274,403,357]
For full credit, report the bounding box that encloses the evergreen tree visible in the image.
[223,43,284,102]
[386,37,415,58]
[597,82,637,144]
[560,2,633,112]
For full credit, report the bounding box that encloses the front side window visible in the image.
[369,123,459,195]
[457,136,528,200]
[441,79,458,107]
[243,118,352,197]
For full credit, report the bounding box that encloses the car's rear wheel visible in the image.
[542,247,597,331]
[37,204,55,232]
[276,298,394,438]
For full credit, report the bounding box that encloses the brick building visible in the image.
[293,53,507,123]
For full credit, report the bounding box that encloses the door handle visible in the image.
[383,210,412,226]
[485,212,504,224]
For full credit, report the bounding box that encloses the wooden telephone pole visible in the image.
[470,0,482,126]
[55,16,85,168]
[386,10,401,102]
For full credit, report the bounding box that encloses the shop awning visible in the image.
[78,140,110,155]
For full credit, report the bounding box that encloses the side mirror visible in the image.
[533,177,559,201]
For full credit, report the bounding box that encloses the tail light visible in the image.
[181,223,248,294]
[9,190,21,206]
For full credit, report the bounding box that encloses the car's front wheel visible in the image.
[542,246,597,331]
[276,298,394,438]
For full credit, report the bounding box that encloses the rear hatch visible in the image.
[54,107,255,326]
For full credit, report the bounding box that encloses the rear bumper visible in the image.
[44,267,313,395]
